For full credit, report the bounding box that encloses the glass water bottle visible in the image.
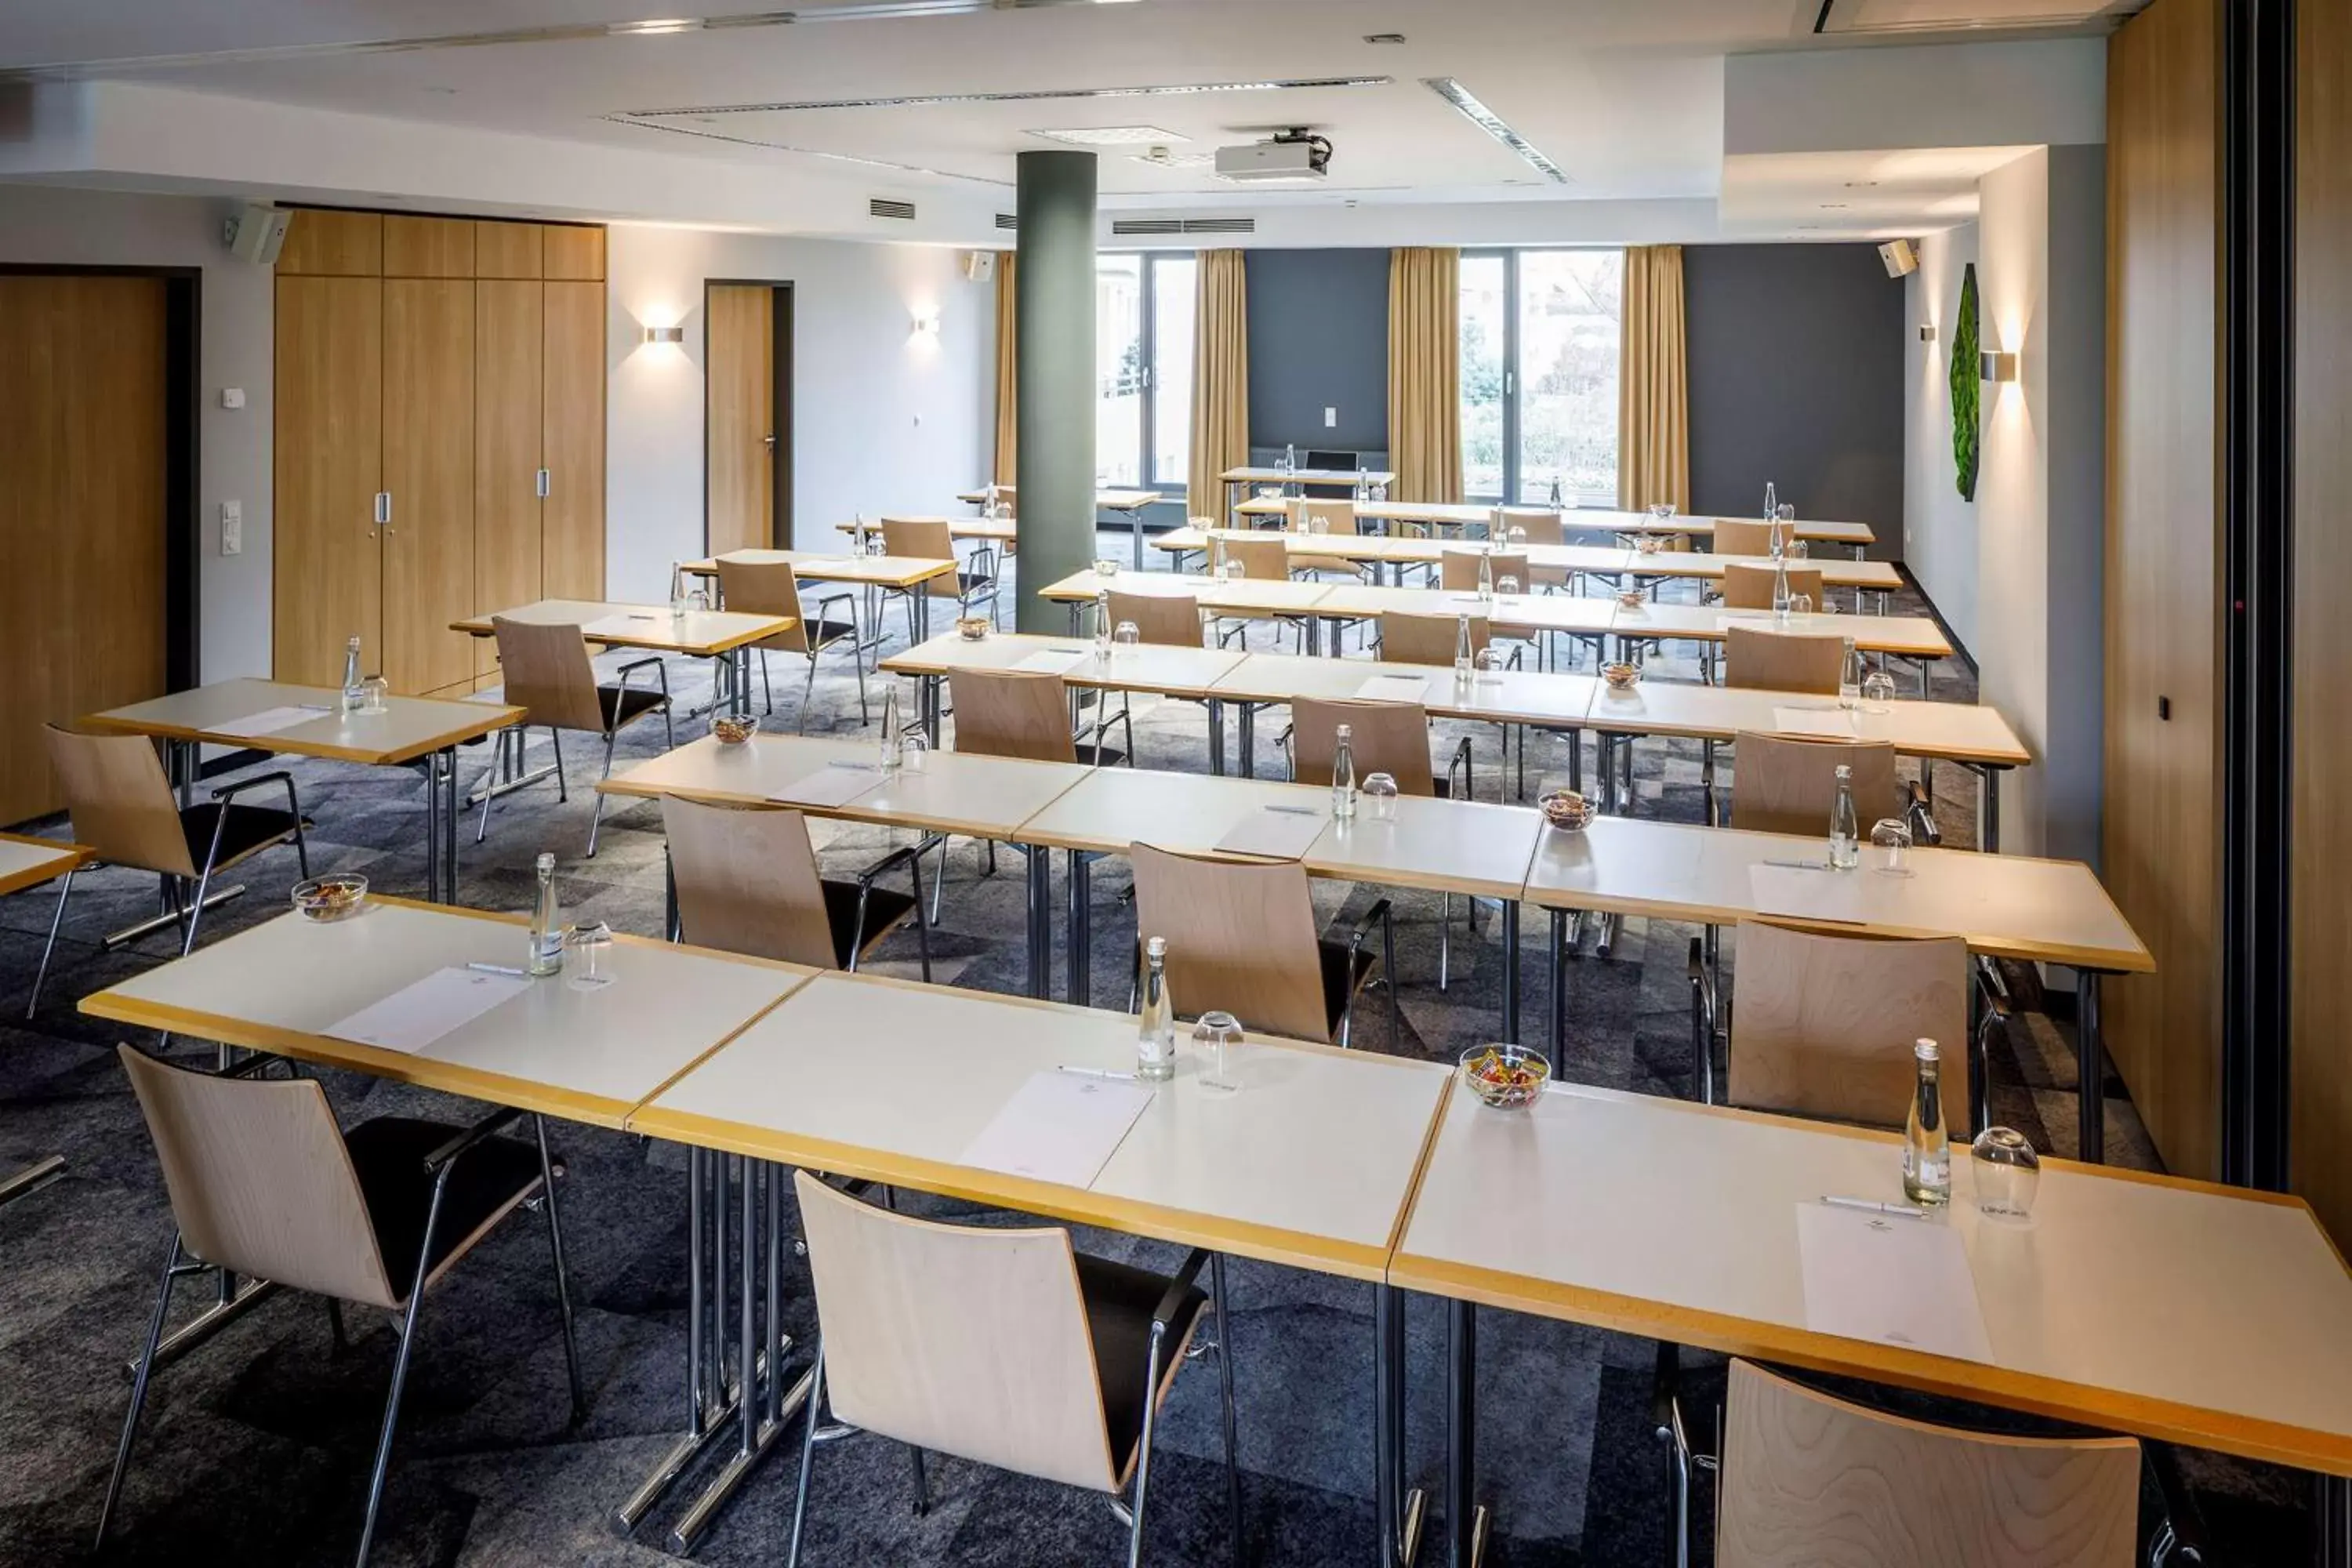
[1282,442,1297,475]
[1454,614,1475,684]
[1331,723,1357,821]
[1477,547,1494,602]
[1838,637,1865,710]
[1137,936,1176,1081]
[1095,590,1114,659]
[877,685,902,772]
[1772,552,1794,623]
[1829,763,1860,869]
[1904,1038,1952,1205]
[340,636,365,717]
[528,852,564,976]
[670,561,691,616]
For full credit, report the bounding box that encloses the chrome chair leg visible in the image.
[786,1344,826,1568]
[587,730,619,858]
[760,651,775,716]
[96,1232,184,1547]
[1212,1253,1243,1568]
[551,728,568,802]
[534,1115,589,1426]
[908,1445,930,1518]
[800,652,820,735]
[24,865,76,1019]
[474,731,504,845]
[1127,1321,1167,1568]
[355,1171,451,1568]
[909,853,934,984]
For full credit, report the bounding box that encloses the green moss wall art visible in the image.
[1951,263,1981,502]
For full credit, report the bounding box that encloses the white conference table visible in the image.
[1231,495,1879,551]
[1,833,91,1208]
[85,678,523,906]
[1394,1078,2352,1565]
[452,599,799,721]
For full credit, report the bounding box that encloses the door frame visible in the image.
[700,278,795,551]
[0,263,201,694]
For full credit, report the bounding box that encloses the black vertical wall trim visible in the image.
[2220,0,2294,1192]
[165,273,201,693]
[771,283,794,549]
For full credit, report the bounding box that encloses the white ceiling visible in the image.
[0,0,2139,235]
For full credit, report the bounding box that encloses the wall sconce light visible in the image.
[1918,325,1936,342]
[643,325,684,345]
[1980,350,2018,383]
[910,311,941,339]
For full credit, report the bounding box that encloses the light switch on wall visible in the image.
[220,500,241,557]
[220,387,245,410]
[1324,407,1337,427]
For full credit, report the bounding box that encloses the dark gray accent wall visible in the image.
[1682,243,1906,559]
[1012,150,1098,633]
[1245,249,1388,452]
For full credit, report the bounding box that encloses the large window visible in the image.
[1096,252,1196,488]
[1459,249,1623,506]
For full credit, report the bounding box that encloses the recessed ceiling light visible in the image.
[1363,33,1406,44]
[1028,125,1189,146]
[1129,149,1217,168]
[607,16,704,34]
[1421,78,1568,184]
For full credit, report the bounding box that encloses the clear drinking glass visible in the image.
[1115,621,1140,648]
[1871,818,1913,875]
[1094,557,1121,578]
[1506,524,1528,549]
[898,731,929,772]
[1363,772,1399,822]
[1862,670,1898,713]
[1971,1126,2042,1221]
[564,919,615,991]
[1195,1011,1243,1093]
[359,676,390,715]
[1777,503,1796,524]
[1221,559,1247,583]
[1474,646,1506,681]
[1649,501,1676,524]
[1497,575,1520,597]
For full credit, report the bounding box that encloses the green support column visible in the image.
[1014,149,1097,633]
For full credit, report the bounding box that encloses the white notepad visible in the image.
[1796,1200,1993,1363]
[1773,705,1864,739]
[1011,647,1093,675]
[1213,804,1330,860]
[768,762,883,810]
[1356,673,1428,702]
[958,1069,1154,1189]
[214,704,332,739]
[1747,862,1875,925]
[581,612,666,641]
[324,967,531,1055]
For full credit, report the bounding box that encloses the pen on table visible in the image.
[1764,858,1831,871]
[1056,1064,1140,1082]
[1049,647,1088,655]
[466,961,528,978]
[1820,1195,1929,1220]
[1264,804,1322,816]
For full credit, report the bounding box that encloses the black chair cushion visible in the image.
[806,618,859,652]
[1074,743,1125,768]
[597,684,669,731]
[1317,938,1380,1032]
[957,572,995,594]
[818,879,919,969]
[178,802,301,873]
[343,1117,545,1301]
[1076,1253,1208,1479]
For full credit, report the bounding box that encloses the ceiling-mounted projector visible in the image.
[1215,130,1331,183]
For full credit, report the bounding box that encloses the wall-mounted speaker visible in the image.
[223,205,290,266]
[1878,238,1919,278]
[960,250,996,284]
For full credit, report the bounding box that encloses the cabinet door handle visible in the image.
[536,467,551,499]
[374,492,391,525]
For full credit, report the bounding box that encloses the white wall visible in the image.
[0,183,274,683]
[1904,220,1982,650]
[604,228,995,601]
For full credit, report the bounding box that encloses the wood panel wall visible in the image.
[0,277,168,826]
[2292,0,2352,1244]
[2103,0,2223,1179]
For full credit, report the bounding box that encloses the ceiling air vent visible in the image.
[869,198,917,221]
[996,212,1019,230]
[1109,216,1258,237]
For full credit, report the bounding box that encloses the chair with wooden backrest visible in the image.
[786,1171,1238,1568]
[948,667,1126,767]
[1711,517,1779,557]
[1130,841,1390,1048]
[1708,1360,2140,1568]
[1283,495,1356,535]
[882,514,1000,630]
[1106,590,1205,649]
[1439,549,1531,594]
[486,615,673,855]
[662,796,929,978]
[1219,532,1292,583]
[103,1045,582,1565]
[1378,610,1489,669]
[1726,731,1900,838]
[1723,624,1845,695]
[1494,506,1570,588]
[1721,561,1825,612]
[28,727,310,1018]
[717,557,866,731]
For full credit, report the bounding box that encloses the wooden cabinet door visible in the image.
[707,283,774,555]
[476,280,543,677]
[0,277,169,826]
[383,279,477,695]
[543,281,607,600]
[274,274,383,689]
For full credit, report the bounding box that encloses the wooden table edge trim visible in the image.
[1380,1250,2352,1478]
[451,615,798,657]
[81,704,526,767]
[684,555,960,586]
[0,840,92,898]
[594,753,1098,840]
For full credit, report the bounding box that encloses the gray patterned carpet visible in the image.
[0,532,2312,1565]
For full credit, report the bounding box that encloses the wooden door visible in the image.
[475,279,543,677]
[274,274,383,689]
[382,278,477,695]
[706,284,774,555]
[543,280,607,600]
[0,276,169,826]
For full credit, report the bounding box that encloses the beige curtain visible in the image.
[993,252,1018,489]
[1387,247,1463,504]
[1617,244,1690,513]
[1188,250,1250,521]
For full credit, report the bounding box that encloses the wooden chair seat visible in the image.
[344,1116,551,1305]
[172,801,305,875]
[1074,1252,1210,1479]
